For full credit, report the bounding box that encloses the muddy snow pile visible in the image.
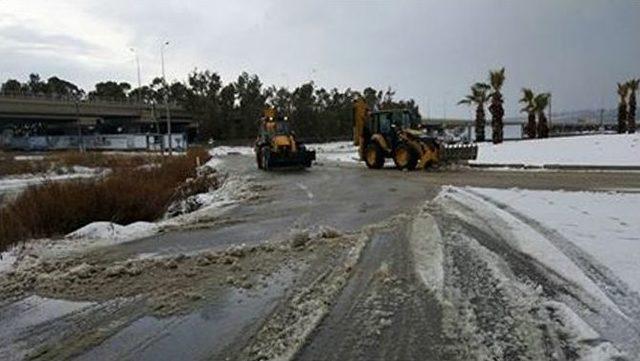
[473,133,640,167]
[1,226,352,315]
[237,216,406,361]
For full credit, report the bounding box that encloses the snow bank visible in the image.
[67,221,158,243]
[164,174,255,226]
[0,251,17,273]
[473,133,640,167]
[438,187,624,315]
[469,187,640,295]
[206,146,254,169]
[209,146,253,158]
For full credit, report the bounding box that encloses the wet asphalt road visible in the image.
[106,155,640,260]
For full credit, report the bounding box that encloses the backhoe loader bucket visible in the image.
[265,148,315,169]
[439,143,478,162]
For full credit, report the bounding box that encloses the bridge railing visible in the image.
[0,91,181,109]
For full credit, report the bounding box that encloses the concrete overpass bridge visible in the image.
[0,94,196,150]
[0,93,194,132]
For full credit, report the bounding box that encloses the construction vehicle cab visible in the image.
[255,108,316,170]
[354,99,477,170]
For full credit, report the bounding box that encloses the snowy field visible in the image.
[208,134,640,169]
[473,133,640,167]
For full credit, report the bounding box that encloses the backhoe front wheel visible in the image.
[364,143,384,169]
[393,144,417,170]
[261,147,271,171]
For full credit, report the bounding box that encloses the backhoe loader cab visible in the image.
[254,108,316,170]
[353,99,477,170]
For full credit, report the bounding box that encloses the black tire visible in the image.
[256,148,263,169]
[261,147,271,171]
[393,144,418,170]
[364,143,384,169]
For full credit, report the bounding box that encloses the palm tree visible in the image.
[534,93,551,138]
[519,88,537,139]
[617,82,629,134]
[488,68,506,144]
[627,79,638,134]
[458,82,491,142]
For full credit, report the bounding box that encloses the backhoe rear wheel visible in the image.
[393,144,417,170]
[364,143,384,169]
[256,148,264,169]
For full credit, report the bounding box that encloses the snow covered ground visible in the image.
[312,134,640,168]
[466,187,640,295]
[308,141,360,164]
[473,133,640,167]
[208,146,254,168]
[435,186,640,358]
[209,134,640,169]
[0,166,105,198]
[208,142,361,166]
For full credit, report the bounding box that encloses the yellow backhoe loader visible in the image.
[353,99,477,170]
[255,108,315,170]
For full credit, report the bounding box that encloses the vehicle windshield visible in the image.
[275,121,290,134]
[395,111,412,129]
[380,111,412,131]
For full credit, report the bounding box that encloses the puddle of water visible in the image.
[0,295,94,361]
[75,268,294,361]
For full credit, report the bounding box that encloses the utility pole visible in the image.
[75,99,84,152]
[129,48,142,103]
[548,93,552,133]
[600,108,605,133]
[161,41,172,155]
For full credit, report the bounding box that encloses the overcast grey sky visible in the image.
[1,0,638,118]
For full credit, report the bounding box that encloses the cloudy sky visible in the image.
[1,0,638,118]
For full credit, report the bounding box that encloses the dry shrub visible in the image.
[0,147,212,252]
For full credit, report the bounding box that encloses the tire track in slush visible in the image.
[295,217,448,361]
[430,193,638,360]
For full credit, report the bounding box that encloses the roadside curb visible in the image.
[468,163,640,171]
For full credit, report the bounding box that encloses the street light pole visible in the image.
[161,41,172,155]
[75,99,83,153]
[129,48,142,103]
